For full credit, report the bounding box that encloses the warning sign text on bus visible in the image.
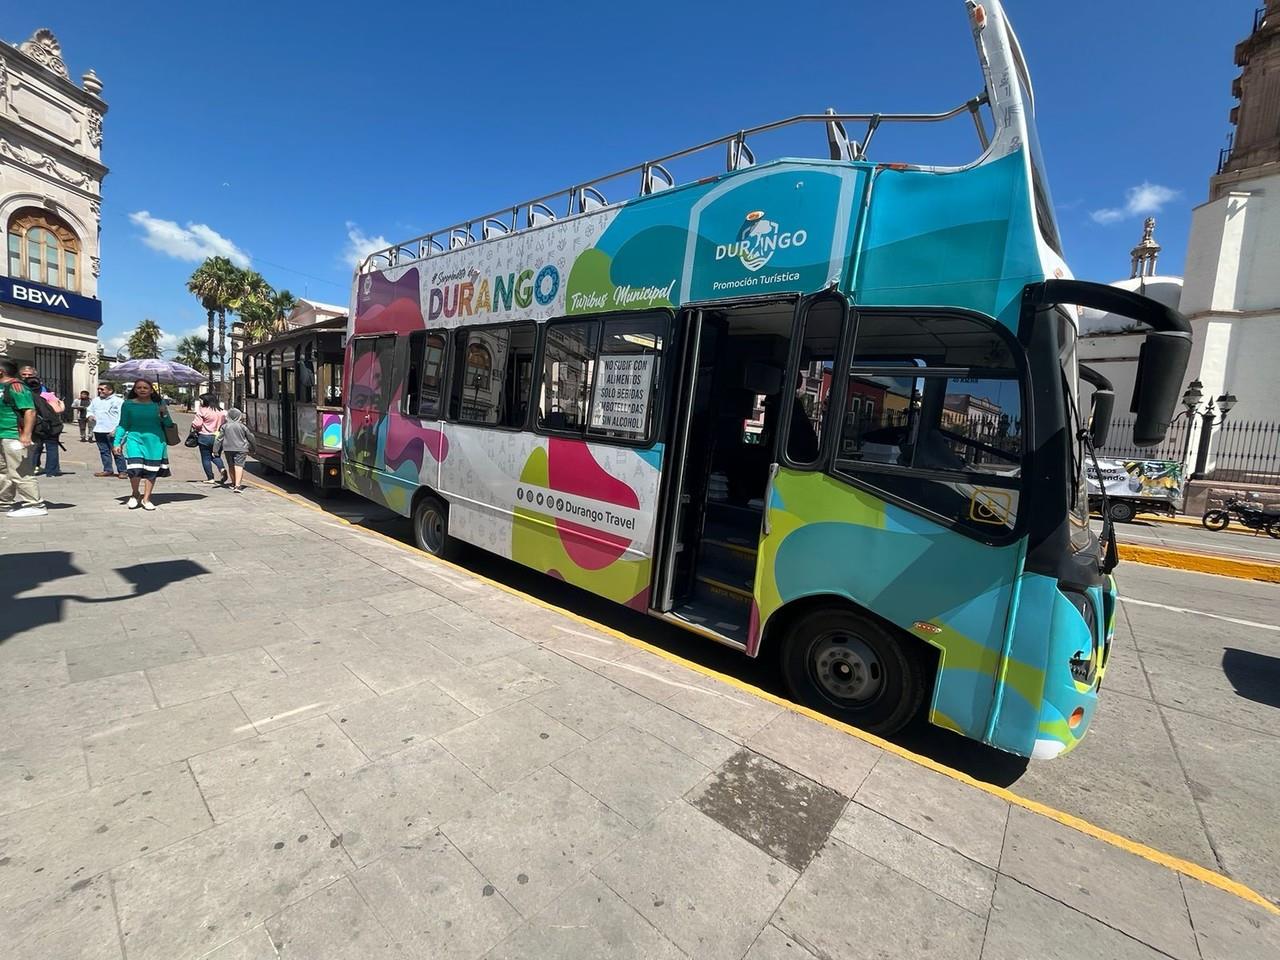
[590,354,654,437]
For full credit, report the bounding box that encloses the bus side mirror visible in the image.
[1090,389,1114,448]
[1079,364,1114,449]
[1131,332,1192,447]
[1024,280,1193,449]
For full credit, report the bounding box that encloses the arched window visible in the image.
[7,209,82,292]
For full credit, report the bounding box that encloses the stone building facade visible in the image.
[0,28,107,406]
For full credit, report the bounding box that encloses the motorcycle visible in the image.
[1201,497,1280,538]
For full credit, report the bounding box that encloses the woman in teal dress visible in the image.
[112,379,174,511]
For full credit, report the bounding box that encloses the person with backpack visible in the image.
[17,365,65,477]
[0,359,46,517]
[216,408,255,493]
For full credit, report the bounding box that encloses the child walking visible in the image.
[218,408,254,493]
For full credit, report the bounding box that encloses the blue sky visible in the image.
[7,0,1253,353]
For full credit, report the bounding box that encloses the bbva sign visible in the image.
[0,276,102,324]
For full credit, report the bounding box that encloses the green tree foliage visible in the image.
[125,318,163,360]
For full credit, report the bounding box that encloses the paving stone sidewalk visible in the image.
[2,459,1278,960]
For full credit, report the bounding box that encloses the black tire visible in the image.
[412,494,457,560]
[1267,520,1280,540]
[1107,500,1137,524]
[779,607,925,736]
[1202,510,1230,531]
[307,461,337,499]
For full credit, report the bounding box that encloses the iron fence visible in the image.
[1095,417,1193,463]
[1097,416,1280,487]
[1204,419,1280,484]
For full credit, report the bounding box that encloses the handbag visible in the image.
[184,425,199,448]
[160,404,180,447]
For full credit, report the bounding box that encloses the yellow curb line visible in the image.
[248,476,1280,915]
[1119,543,1280,583]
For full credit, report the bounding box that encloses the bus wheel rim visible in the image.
[811,632,883,704]
[420,507,444,552]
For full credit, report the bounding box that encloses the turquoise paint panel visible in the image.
[687,167,863,302]
[772,519,1021,741]
[857,151,1044,325]
[635,444,664,471]
[993,572,1098,756]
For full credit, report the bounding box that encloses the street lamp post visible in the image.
[1173,380,1238,480]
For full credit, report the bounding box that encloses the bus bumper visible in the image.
[991,574,1115,759]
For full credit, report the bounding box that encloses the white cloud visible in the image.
[1090,181,1181,225]
[129,211,252,268]
[343,221,390,266]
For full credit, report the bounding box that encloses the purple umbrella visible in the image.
[102,358,207,385]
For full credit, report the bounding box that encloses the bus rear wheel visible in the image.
[412,494,457,560]
[780,608,924,736]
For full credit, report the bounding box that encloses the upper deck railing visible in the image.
[358,94,991,276]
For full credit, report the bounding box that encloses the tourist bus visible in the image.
[343,0,1190,759]
[242,316,345,495]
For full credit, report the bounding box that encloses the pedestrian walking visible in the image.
[17,364,65,477]
[112,379,175,511]
[87,383,127,477]
[0,358,46,517]
[218,408,255,493]
[190,393,228,486]
[74,390,92,441]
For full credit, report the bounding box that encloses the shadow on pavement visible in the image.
[147,492,210,505]
[1223,647,1280,710]
[0,553,209,641]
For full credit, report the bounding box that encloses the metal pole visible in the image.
[206,309,215,394]
[1193,409,1216,479]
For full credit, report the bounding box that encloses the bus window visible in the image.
[299,344,315,403]
[585,314,666,443]
[321,359,343,405]
[455,323,535,428]
[420,332,448,418]
[540,321,599,433]
[834,312,1024,532]
[245,354,257,399]
[786,298,845,467]
[265,350,276,400]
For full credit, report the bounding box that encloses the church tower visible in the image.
[1215,0,1280,191]
[1177,1,1280,439]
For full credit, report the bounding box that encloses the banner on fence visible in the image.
[1086,458,1184,501]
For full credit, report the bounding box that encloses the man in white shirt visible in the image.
[87,382,126,478]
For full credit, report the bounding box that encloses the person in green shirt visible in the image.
[112,378,175,511]
[0,358,46,517]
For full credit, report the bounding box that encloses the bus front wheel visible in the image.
[780,608,925,736]
[413,495,457,560]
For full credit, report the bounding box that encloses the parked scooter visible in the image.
[1201,496,1280,538]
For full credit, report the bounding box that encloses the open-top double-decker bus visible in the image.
[342,0,1190,759]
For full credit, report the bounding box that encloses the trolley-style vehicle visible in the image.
[242,317,345,495]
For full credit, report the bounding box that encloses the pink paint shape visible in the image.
[547,439,639,570]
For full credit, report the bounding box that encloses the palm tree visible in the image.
[173,334,211,401]
[187,257,241,383]
[236,298,271,344]
[125,318,164,360]
[173,334,209,372]
[269,289,298,333]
